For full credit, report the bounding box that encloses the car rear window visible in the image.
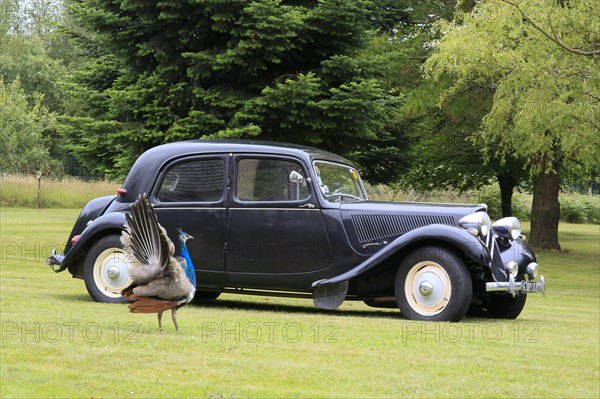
[157,158,225,202]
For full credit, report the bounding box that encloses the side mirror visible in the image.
[289,171,305,185]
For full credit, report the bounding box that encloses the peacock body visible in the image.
[120,194,196,331]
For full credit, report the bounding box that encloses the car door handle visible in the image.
[299,203,315,209]
[362,240,388,249]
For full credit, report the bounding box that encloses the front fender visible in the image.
[313,224,491,288]
[52,212,127,274]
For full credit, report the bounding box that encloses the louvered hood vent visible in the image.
[350,213,456,244]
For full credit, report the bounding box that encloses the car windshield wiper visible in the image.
[325,193,364,202]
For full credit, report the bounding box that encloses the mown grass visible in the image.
[1,208,599,398]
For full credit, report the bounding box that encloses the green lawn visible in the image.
[1,208,599,398]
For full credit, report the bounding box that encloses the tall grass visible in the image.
[0,173,118,208]
[2,174,598,224]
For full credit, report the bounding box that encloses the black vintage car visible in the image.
[48,140,545,321]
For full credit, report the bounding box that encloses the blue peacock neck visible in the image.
[179,233,196,288]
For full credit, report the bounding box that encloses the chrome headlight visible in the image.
[526,262,539,279]
[492,217,522,240]
[506,261,519,276]
[459,211,492,237]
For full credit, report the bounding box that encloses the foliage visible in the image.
[0,0,86,177]
[63,0,409,180]
[0,0,74,109]
[373,0,529,218]
[0,77,58,174]
[399,84,530,195]
[423,0,599,176]
[422,0,600,248]
[560,193,600,224]
[0,35,66,111]
[475,184,530,221]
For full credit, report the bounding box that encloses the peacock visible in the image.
[120,194,196,331]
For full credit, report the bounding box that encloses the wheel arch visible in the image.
[314,224,493,296]
[351,238,482,297]
[62,212,127,279]
[68,228,124,279]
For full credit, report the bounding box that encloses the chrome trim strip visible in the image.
[228,207,320,211]
[154,207,225,210]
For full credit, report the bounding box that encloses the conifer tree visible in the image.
[64,0,407,180]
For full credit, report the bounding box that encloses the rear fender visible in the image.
[63,195,117,254]
[313,224,491,289]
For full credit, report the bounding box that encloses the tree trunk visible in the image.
[497,173,518,217]
[529,170,561,249]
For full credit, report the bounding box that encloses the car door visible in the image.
[226,155,333,290]
[152,155,228,288]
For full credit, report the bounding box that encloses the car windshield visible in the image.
[313,161,367,202]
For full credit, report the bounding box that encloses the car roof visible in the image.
[120,140,355,201]
[136,139,354,167]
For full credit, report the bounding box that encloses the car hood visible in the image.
[339,200,487,250]
[341,200,486,221]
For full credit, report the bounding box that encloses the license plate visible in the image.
[521,280,542,293]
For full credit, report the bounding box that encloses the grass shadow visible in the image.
[193,297,403,320]
[53,291,402,319]
[52,293,103,303]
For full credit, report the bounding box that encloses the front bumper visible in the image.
[486,274,546,297]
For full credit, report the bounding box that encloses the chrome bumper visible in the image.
[486,275,546,297]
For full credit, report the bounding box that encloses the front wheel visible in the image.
[395,247,472,322]
[83,235,132,303]
[469,293,527,319]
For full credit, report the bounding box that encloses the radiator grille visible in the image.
[350,214,456,243]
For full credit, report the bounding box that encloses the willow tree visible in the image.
[423,0,600,249]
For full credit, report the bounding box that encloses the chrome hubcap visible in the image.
[419,281,433,296]
[404,261,452,316]
[107,265,120,279]
[93,248,132,298]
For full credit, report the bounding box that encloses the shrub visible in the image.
[560,193,600,224]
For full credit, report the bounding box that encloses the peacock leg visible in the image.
[171,308,179,331]
[157,311,163,331]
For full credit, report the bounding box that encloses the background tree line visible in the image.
[1,0,598,249]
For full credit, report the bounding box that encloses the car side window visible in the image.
[237,158,310,202]
[157,158,225,202]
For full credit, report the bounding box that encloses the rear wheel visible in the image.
[83,235,132,303]
[192,290,221,303]
[395,247,472,322]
